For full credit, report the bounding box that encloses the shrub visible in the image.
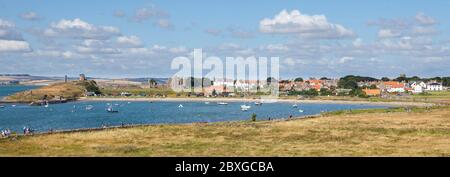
[251,113,257,122]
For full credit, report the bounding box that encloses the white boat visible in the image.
[240,105,251,109]
[107,106,118,113]
[85,105,94,110]
[298,109,304,113]
[204,102,210,104]
[254,102,262,106]
[240,105,251,111]
[44,104,49,108]
[178,104,184,108]
[0,105,4,109]
[11,105,16,107]
[292,104,298,108]
[218,102,228,105]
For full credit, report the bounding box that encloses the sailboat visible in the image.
[44,101,49,108]
[107,106,118,113]
[178,104,184,108]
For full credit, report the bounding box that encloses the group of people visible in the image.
[1,129,12,137]
[23,126,34,135]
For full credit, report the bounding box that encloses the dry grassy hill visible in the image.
[5,80,99,103]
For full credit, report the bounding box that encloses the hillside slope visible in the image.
[5,80,99,103]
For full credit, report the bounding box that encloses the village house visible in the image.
[409,81,427,94]
[380,81,406,93]
[426,82,443,91]
[362,88,381,96]
[305,79,324,91]
[203,85,226,96]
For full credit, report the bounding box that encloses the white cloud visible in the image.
[378,29,401,38]
[132,6,167,22]
[415,12,437,26]
[0,39,31,52]
[43,18,121,39]
[218,43,241,50]
[155,19,172,29]
[168,46,187,53]
[259,9,355,39]
[263,44,289,51]
[338,56,354,64]
[0,19,23,40]
[283,57,296,66]
[411,26,438,36]
[117,35,142,47]
[0,19,31,53]
[20,11,40,21]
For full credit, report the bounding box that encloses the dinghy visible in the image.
[240,105,251,111]
[107,106,118,113]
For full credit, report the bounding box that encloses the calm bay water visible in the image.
[0,85,38,98]
[0,85,388,133]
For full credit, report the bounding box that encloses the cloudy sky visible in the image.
[0,0,449,78]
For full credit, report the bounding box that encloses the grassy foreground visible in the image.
[1,106,450,156]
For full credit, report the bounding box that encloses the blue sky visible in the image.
[0,0,449,78]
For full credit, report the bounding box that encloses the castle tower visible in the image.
[79,74,86,81]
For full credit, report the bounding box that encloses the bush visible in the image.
[251,113,257,122]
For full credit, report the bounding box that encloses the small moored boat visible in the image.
[86,105,94,110]
[218,102,228,105]
[240,105,251,111]
[107,106,119,113]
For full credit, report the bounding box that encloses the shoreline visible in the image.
[78,97,434,107]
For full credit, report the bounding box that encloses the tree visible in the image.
[338,79,358,89]
[394,76,408,82]
[381,77,390,81]
[267,77,276,83]
[320,77,330,80]
[251,113,257,122]
[442,77,450,86]
[319,88,332,96]
[368,84,377,89]
[350,88,367,98]
[294,77,303,82]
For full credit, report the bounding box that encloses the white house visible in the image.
[410,81,426,94]
[412,85,423,93]
[426,83,443,91]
